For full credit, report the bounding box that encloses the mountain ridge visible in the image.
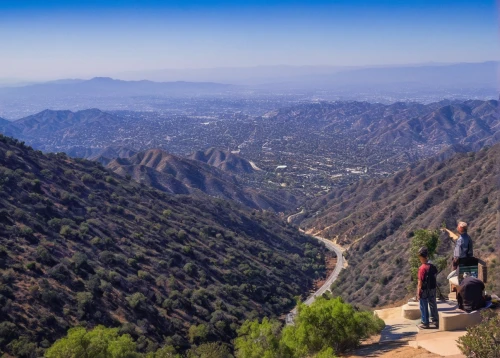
[188,148,256,175]
[106,148,297,212]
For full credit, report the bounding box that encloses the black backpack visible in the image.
[422,263,438,291]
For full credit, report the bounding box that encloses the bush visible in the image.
[0,321,18,345]
[282,296,384,355]
[187,342,232,358]
[45,325,140,358]
[236,296,385,358]
[81,174,96,184]
[127,292,147,310]
[235,317,284,358]
[457,310,500,358]
[188,324,209,344]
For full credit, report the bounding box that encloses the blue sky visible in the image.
[1,0,498,80]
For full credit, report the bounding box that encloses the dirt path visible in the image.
[346,343,440,358]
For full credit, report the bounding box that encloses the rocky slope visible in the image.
[0,134,325,356]
[302,144,500,307]
[106,148,297,212]
[188,148,256,175]
[266,100,499,150]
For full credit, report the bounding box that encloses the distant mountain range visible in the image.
[265,99,499,150]
[3,100,498,156]
[114,62,499,89]
[300,143,500,307]
[0,77,234,97]
[0,62,497,118]
[1,101,499,202]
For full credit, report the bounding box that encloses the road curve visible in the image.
[303,235,344,305]
[287,234,345,322]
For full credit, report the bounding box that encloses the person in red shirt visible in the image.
[417,247,439,329]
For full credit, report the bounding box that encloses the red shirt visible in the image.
[418,262,437,293]
[418,263,430,282]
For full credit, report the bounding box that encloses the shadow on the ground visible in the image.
[345,341,411,357]
[380,323,418,342]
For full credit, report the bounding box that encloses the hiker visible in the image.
[417,246,439,329]
[457,272,486,312]
[452,221,473,270]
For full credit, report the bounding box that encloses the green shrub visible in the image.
[138,270,152,282]
[457,311,500,358]
[187,342,232,358]
[0,321,18,346]
[235,317,283,358]
[236,296,385,358]
[127,292,147,310]
[81,174,96,184]
[281,296,384,355]
[408,229,440,285]
[188,324,209,344]
[45,325,140,358]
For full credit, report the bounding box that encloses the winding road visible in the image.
[286,233,345,323]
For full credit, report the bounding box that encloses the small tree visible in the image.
[187,342,232,358]
[409,229,440,285]
[280,296,384,356]
[127,292,147,310]
[45,325,140,358]
[188,324,209,344]
[234,317,283,358]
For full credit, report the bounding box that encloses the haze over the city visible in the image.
[1,0,498,82]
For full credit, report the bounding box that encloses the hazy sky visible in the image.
[1,0,499,80]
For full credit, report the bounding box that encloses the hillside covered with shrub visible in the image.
[0,134,326,357]
[302,144,500,307]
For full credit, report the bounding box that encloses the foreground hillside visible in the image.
[0,135,326,356]
[302,144,500,307]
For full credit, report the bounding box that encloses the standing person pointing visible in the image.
[452,221,473,270]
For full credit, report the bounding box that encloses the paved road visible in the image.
[287,234,345,323]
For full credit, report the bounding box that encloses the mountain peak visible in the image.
[88,77,116,82]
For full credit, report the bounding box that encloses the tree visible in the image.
[234,317,283,358]
[188,324,209,344]
[408,229,446,292]
[280,296,384,357]
[146,345,180,358]
[127,292,147,310]
[187,342,232,358]
[45,325,140,358]
[408,229,443,288]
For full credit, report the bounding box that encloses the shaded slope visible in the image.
[106,148,296,212]
[0,135,325,356]
[0,108,125,151]
[189,148,255,175]
[302,144,500,307]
